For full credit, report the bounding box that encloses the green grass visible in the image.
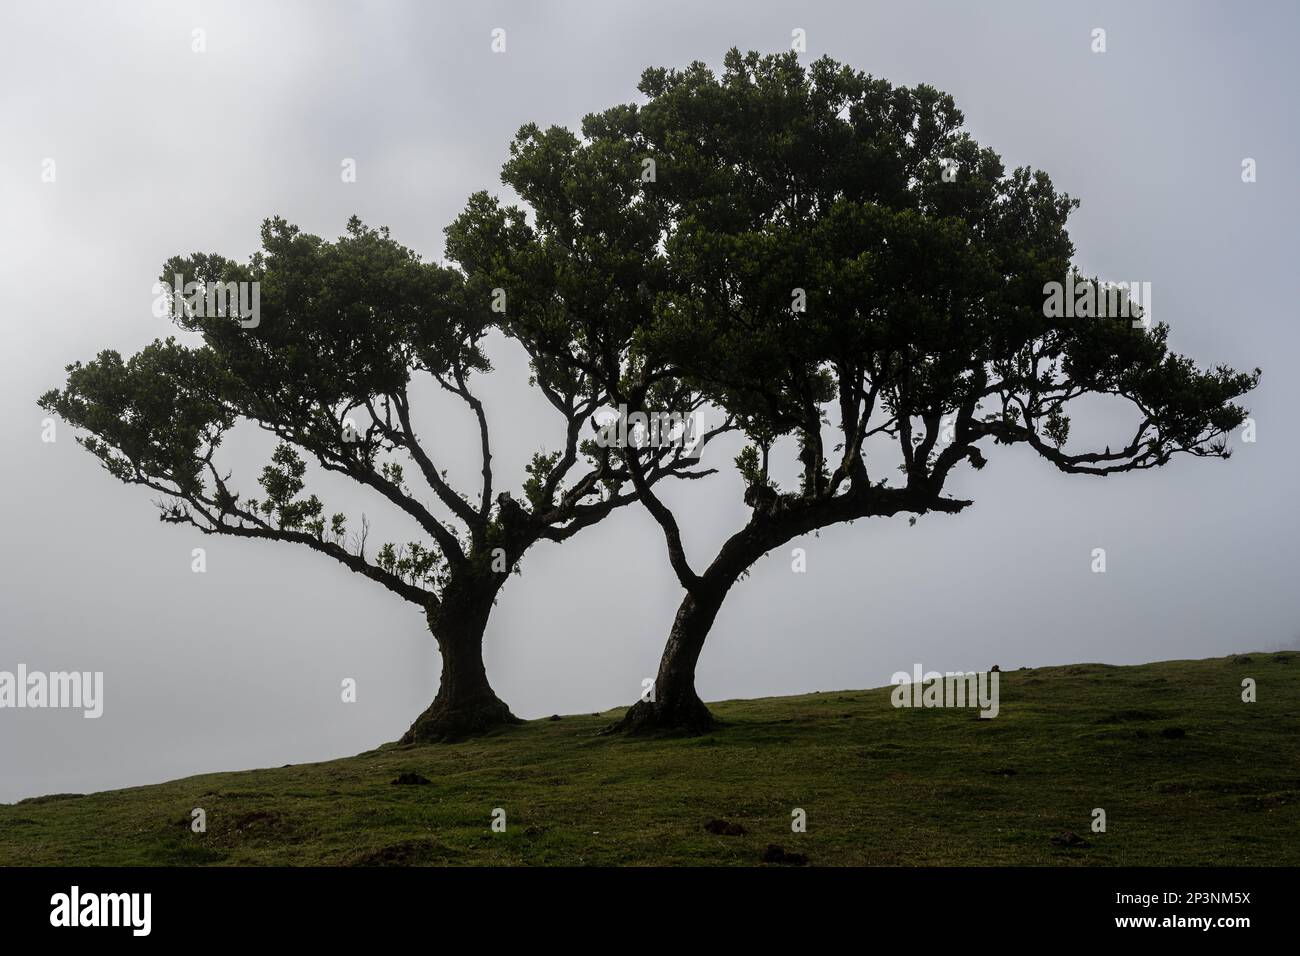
[3,653,1297,866]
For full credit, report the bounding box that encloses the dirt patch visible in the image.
[704,819,747,836]
[233,809,277,826]
[1050,831,1090,848]
[391,772,431,785]
[761,843,808,865]
[347,838,456,866]
[228,809,288,836]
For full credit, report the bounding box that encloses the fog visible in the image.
[1,0,1295,802]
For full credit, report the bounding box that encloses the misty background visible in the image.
[1,0,1296,803]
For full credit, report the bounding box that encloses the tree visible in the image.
[471,50,1260,732]
[38,217,706,741]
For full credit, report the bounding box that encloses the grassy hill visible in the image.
[2,654,1297,866]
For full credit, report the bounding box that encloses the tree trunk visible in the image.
[613,586,727,734]
[610,511,812,735]
[400,594,520,744]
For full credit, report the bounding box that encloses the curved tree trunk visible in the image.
[613,586,727,734]
[401,589,520,744]
[610,508,815,735]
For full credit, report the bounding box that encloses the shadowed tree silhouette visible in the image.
[38,217,712,741]
[466,49,1260,732]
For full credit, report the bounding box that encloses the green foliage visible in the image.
[39,218,504,605]
[376,541,443,588]
[380,461,405,491]
[163,216,491,419]
[1043,406,1070,449]
[523,451,563,510]
[734,445,766,488]
[39,49,1260,639]
[258,444,324,533]
[38,340,234,498]
[595,49,1257,495]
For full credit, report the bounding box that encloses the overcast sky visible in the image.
[2,0,1296,803]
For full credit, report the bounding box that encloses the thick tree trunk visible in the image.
[610,482,908,736]
[613,586,727,734]
[610,509,812,735]
[400,594,520,744]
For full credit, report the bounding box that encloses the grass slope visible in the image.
[2,654,1297,866]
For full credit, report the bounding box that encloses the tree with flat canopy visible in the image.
[463,49,1260,732]
[38,216,711,741]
